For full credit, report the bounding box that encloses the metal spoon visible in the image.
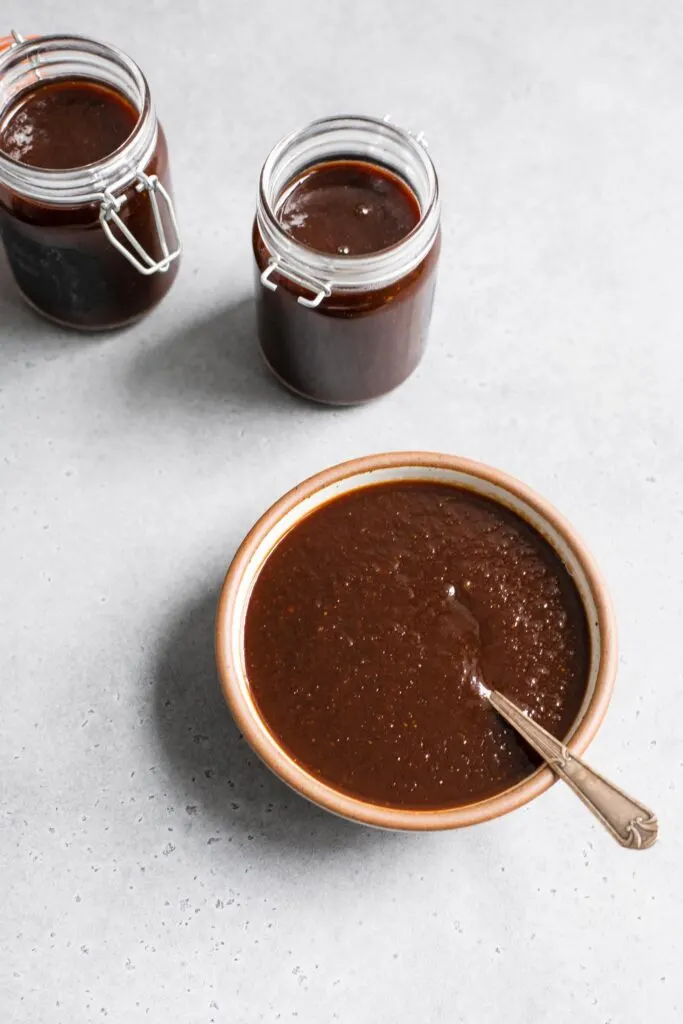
[485,686,658,849]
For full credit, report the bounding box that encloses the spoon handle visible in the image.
[488,690,658,849]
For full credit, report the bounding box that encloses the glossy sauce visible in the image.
[277,160,421,255]
[0,78,178,330]
[245,482,590,809]
[0,78,138,168]
[253,158,439,405]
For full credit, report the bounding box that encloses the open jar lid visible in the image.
[256,115,441,303]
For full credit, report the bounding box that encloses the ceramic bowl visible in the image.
[215,452,617,831]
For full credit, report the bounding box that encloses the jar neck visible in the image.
[0,34,157,205]
[256,115,440,294]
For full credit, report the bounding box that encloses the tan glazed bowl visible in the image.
[215,452,617,831]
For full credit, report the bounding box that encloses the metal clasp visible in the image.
[383,113,428,149]
[99,171,181,276]
[260,257,331,309]
[3,31,43,80]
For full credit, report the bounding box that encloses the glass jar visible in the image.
[253,115,441,405]
[0,32,181,330]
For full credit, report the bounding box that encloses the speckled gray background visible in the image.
[1,2,681,1021]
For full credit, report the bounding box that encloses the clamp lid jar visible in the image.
[253,114,441,405]
[0,32,181,330]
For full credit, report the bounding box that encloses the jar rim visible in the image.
[0,34,156,204]
[256,114,440,293]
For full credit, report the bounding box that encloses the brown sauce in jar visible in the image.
[277,160,421,255]
[245,482,591,810]
[253,158,440,405]
[0,78,137,168]
[0,78,179,330]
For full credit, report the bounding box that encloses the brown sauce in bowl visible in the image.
[244,482,591,809]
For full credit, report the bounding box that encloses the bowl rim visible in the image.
[215,451,618,831]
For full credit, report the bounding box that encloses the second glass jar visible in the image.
[253,115,441,405]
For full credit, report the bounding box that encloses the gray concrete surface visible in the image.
[1,2,681,1021]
